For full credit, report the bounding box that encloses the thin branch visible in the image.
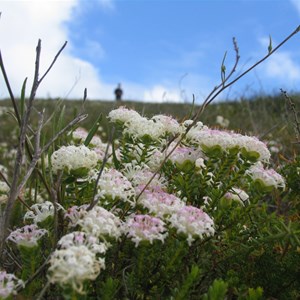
[39,41,67,84]
[42,113,88,152]
[199,25,300,115]
[0,51,20,125]
[281,89,300,142]
[13,111,44,200]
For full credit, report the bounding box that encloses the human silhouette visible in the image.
[114,83,123,101]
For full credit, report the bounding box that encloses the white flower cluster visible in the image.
[64,204,89,227]
[248,162,286,189]
[0,270,24,299]
[186,127,271,162]
[58,232,108,255]
[167,142,202,166]
[168,206,215,246]
[122,164,167,191]
[51,145,98,174]
[108,106,141,124]
[123,214,168,247]
[72,128,111,161]
[151,114,181,136]
[7,224,48,248]
[139,188,185,218]
[48,244,105,294]
[108,107,181,141]
[77,206,122,240]
[24,201,64,224]
[92,168,136,205]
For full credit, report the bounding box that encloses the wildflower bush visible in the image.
[0,32,300,299]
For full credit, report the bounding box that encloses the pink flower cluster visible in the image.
[123,214,168,247]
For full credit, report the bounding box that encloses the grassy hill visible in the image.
[0,94,299,158]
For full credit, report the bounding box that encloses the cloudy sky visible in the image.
[0,0,300,103]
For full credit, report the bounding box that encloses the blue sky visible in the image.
[1,0,300,103]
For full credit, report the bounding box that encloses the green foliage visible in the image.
[202,279,228,300]
[0,96,300,299]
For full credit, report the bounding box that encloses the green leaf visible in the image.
[84,113,102,146]
[202,279,228,300]
[175,265,201,300]
[246,287,263,300]
[268,35,273,53]
[20,77,27,117]
[112,140,121,169]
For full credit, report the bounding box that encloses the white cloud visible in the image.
[263,52,300,80]
[0,0,114,99]
[0,0,213,103]
[258,37,300,81]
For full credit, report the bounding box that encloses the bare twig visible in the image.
[39,41,67,84]
[0,51,20,125]
[281,89,300,142]
[0,40,73,258]
[196,26,300,117]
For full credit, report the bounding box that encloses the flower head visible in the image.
[124,117,166,141]
[139,188,185,218]
[7,225,48,248]
[151,114,181,136]
[58,232,108,254]
[248,162,285,189]
[122,164,167,191]
[0,270,24,299]
[64,204,89,227]
[108,106,142,124]
[51,145,98,174]
[48,245,105,294]
[92,168,136,206]
[185,126,271,162]
[216,115,230,128]
[123,214,168,247]
[24,201,64,224]
[167,142,202,165]
[77,206,122,240]
[168,206,214,245]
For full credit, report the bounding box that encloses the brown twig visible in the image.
[281,89,300,143]
[0,40,73,258]
[0,51,20,125]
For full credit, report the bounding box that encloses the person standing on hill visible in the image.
[114,83,123,101]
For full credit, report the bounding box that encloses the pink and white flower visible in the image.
[7,225,48,248]
[123,214,168,247]
[0,271,24,299]
[139,188,185,218]
[168,206,215,245]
